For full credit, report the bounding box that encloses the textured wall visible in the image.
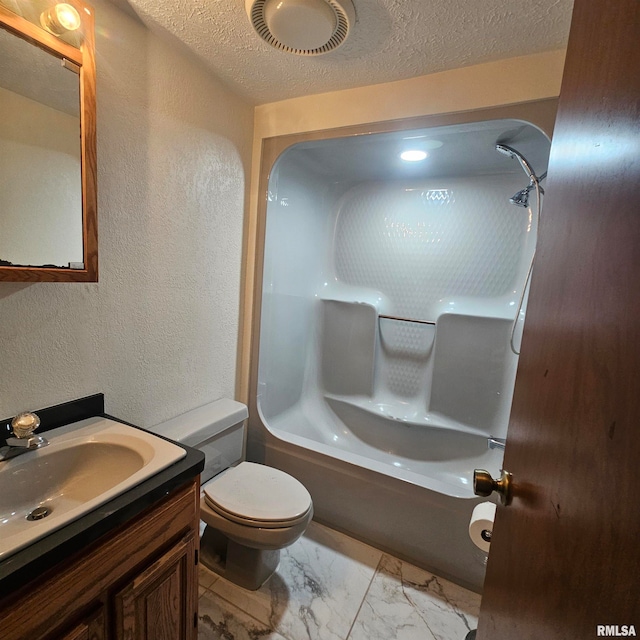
[0,0,253,426]
[253,50,566,139]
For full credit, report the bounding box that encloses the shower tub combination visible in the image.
[247,111,552,592]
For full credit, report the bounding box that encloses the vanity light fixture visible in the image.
[400,150,428,162]
[40,3,81,35]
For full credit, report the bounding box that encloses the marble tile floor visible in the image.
[198,520,481,640]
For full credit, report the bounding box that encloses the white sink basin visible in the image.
[0,416,186,560]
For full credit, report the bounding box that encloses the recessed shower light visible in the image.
[400,150,428,162]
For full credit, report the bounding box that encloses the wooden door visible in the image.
[115,532,198,640]
[477,0,640,637]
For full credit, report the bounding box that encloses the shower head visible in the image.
[495,143,537,183]
[495,143,519,159]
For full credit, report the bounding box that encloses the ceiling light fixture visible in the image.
[400,150,428,162]
[245,0,355,56]
[40,3,82,35]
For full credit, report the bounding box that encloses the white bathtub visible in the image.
[249,378,505,592]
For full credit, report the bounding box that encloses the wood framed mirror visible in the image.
[0,0,97,282]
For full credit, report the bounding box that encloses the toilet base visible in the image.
[200,525,281,590]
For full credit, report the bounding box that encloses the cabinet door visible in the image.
[115,532,198,640]
[54,606,106,640]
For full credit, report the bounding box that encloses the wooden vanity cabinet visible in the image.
[0,478,200,640]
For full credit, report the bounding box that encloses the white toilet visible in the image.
[152,399,313,590]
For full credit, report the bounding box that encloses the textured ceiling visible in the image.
[113,0,574,105]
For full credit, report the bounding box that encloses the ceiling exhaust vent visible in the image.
[245,0,355,56]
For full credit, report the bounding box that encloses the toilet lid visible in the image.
[204,462,312,526]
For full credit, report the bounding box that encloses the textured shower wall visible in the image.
[258,160,332,419]
[260,172,533,434]
[0,0,253,425]
[323,175,530,431]
[331,175,533,321]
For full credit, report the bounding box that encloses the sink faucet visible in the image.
[0,412,48,461]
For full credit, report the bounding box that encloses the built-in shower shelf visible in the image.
[323,394,490,439]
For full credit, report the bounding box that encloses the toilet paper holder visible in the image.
[473,468,513,506]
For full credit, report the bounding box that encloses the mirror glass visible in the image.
[0,24,82,268]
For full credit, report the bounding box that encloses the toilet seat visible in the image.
[205,498,312,529]
[203,462,312,529]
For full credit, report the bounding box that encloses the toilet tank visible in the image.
[151,399,248,483]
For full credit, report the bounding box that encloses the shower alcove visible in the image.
[247,103,554,592]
